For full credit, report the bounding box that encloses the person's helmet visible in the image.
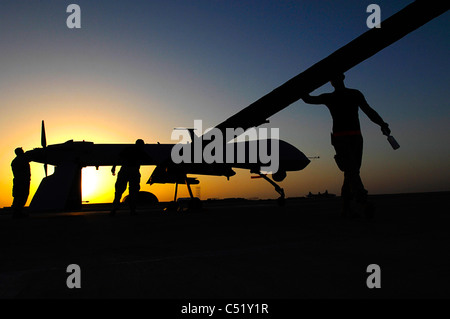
[15,147,24,156]
[330,73,345,82]
[135,139,145,146]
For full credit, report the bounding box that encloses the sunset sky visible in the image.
[0,0,448,208]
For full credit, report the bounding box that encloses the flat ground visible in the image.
[0,192,449,300]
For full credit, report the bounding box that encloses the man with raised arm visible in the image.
[302,74,391,218]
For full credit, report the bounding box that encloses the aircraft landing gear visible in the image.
[164,178,202,212]
[257,173,285,206]
[183,177,202,210]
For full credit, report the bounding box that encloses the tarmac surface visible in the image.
[1,192,449,301]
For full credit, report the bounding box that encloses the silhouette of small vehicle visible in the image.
[122,191,159,206]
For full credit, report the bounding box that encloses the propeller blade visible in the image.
[41,120,48,176]
[41,120,47,148]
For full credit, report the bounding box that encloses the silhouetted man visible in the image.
[110,139,149,216]
[11,147,31,219]
[302,74,390,218]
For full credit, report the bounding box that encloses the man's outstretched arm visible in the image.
[302,93,327,105]
[359,95,391,135]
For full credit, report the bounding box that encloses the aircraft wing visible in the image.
[209,1,448,138]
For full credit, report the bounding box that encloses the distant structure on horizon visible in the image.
[307,190,336,199]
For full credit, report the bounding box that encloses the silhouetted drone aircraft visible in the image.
[25,1,448,212]
[27,120,307,211]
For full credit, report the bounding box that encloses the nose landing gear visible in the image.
[256,172,285,206]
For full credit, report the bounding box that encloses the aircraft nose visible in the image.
[278,140,310,171]
[286,151,310,171]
